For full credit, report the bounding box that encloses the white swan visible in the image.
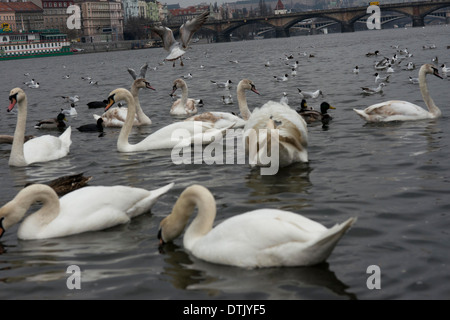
[7,88,71,167]
[0,182,174,240]
[104,88,229,152]
[94,78,155,127]
[185,79,260,129]
[170,78,203,116]
[158,185,356,268]
[354,64,443,122]
[243,101,308,169]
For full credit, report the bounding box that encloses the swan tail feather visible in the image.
[353,108,370,120]
[59,126,72,147]
[300,217,357,266]
[126,183,174,218]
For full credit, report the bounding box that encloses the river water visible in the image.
[0,25,449,300]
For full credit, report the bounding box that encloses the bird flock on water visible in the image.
[0,11,447,270]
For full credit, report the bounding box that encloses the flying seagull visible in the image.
[149,10,210,67]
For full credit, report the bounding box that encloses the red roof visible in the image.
[2,2,43,13]
[275,0,285,10]
[0,3,14,13]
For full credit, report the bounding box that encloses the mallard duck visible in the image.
[25,173,93,197]
[296,99,313,113]
[300,102,335,125]
[34,112,67,129]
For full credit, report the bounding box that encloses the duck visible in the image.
[158,185,356,268]
[243,101,308,170]
[0,135,35,145]
[149,10,209,67]
[0,182,174,240]
[361,82,385,95]
[299,102,336,125]
[87,100,107,109]
[7,88,72,167]
[296,99,313,113]
[297,89,323,99]
[94,77,155,127]
[185,79,260,129]
[61,103,78,117]
[354,64,443,122]
[353,66,359,74]
[77,118,104,133]
[104,88,229,152]
[441,64,450,73]
[25,173,93,197]
[34,112,68,130]
[170,78,203,116]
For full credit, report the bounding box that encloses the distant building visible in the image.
[0,1,44,32]
[42,1,74,32]
[73,0,123,43]
[274,0,287,14]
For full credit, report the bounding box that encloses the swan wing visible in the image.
[20,184,173,239]
[23,127,71,164]
[191,209,355,268]
[355,100,431,122]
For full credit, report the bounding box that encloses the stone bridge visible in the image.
[168,0,450,42]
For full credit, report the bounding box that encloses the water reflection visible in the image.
[160,243,357,300]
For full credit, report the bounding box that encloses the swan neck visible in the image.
[9,95,27,166]
[117,90,136,152]
[237,84,251,120]
[0,184,60,232]
[419,67,440,116]
[180,85,189,106]
[162,186,216,250]
[130,85,151,125]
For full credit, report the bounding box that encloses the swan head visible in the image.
[134,78,156,91]
[7,88,25,112]
[422,63,443,79]
[238,79,260,95]
[170,78,187,96]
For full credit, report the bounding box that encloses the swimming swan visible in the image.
[243,101,308,168]
[185,79,260,129]
[354,64,443,122]
[170,78,203,116]
[158,185,356,268]
[104,88,230,152]
[94,77,155,127]
[7,88,72,167]
[0,182,174,240]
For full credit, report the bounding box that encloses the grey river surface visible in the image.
[0,25,449,300]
